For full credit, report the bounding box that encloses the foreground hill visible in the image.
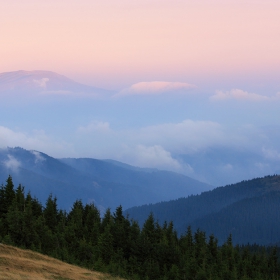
[0,243,122,280]
[125,175,280,245]
[0,147,212,211]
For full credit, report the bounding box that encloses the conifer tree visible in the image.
[44,194,58,232]
[97,224,113,265]
[0,175,15,217]
[83,203,100,245]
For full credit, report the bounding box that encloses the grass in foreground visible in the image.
[0,243,124,280]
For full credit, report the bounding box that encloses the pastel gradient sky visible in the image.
[1,0,280,89]
[1,0,280,186]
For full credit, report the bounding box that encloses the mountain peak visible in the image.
[0,70,111,96]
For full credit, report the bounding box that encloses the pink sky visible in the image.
[1,0,279,89]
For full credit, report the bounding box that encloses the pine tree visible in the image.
[101,208,113,232]
[83,203,100,245]
[44,194,58,232]
[112,205,131,259]
[97,224,113,265]
[0,175,16,237]
[0,175,15,217]
[6,196,24,245]
[22,193,37,248]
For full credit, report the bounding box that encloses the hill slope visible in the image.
[125,175,280,245]
[191,191,280,245]
[0,243,122,280]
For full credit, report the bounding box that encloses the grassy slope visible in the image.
[0,243,123,280]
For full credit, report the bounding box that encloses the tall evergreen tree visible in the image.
[43,194,58,232]
[0,175,15,217]
[83,203,100,246]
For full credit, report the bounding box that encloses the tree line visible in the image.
[1,175,280,279]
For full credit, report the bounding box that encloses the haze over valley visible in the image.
[1,70,280,187]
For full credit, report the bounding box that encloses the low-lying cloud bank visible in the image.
[1,118,280,186]
[75,119,280,185]
[115,81,196,97]
[0,126,74,158]
[211,89,280,102]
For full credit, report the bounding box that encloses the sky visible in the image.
[1,0,280,186]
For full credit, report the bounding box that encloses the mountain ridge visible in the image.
[0,70,113,96]
[124,174,280,245]
[0,147,212,212]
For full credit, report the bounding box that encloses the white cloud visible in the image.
[116,81,196,97]
[74,119,236,175]
[31,150,46,163]
[3,155,21,171]
[39,90,72,95]
[37,89,103,98]
[254,162,270,170]
[133,120,227,154]
[262,147,280,161]
[0,126,74,158]
[210,89,269,101]
[77,119,261,156]
[121,145,193,174]
[222,164,233,171]
[2,117,280,185]
[0,126,29,146]
[74,118,280,179]
[33,78,49,88]
[77,121,111,134]
[75,119,226,155]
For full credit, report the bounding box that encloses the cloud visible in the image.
[36,89,103,99]
[33,78,49,88]
[74,119,233,175]
[2,155,21,171]
[133,120,228,154]
[2,117,280,186]
[210,89,270,101]
[39,90,72,95]
[0,126,74,158]
[31,150,46,163]
[262,147,280,161]
[77,121,111,134]
[74,118,280,181]
[77,119,259,156]
[121,144,189,171]
[116,81,196,97]
[76,119,226,155]
[222,164,233,171]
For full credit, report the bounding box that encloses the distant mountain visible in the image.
[0,70,112,96]
[124,175,280,245]
[0,147,212,212]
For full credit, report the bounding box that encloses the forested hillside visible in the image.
[191,191,280,245]
[1,176,280,279]
[125,175,280,245]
